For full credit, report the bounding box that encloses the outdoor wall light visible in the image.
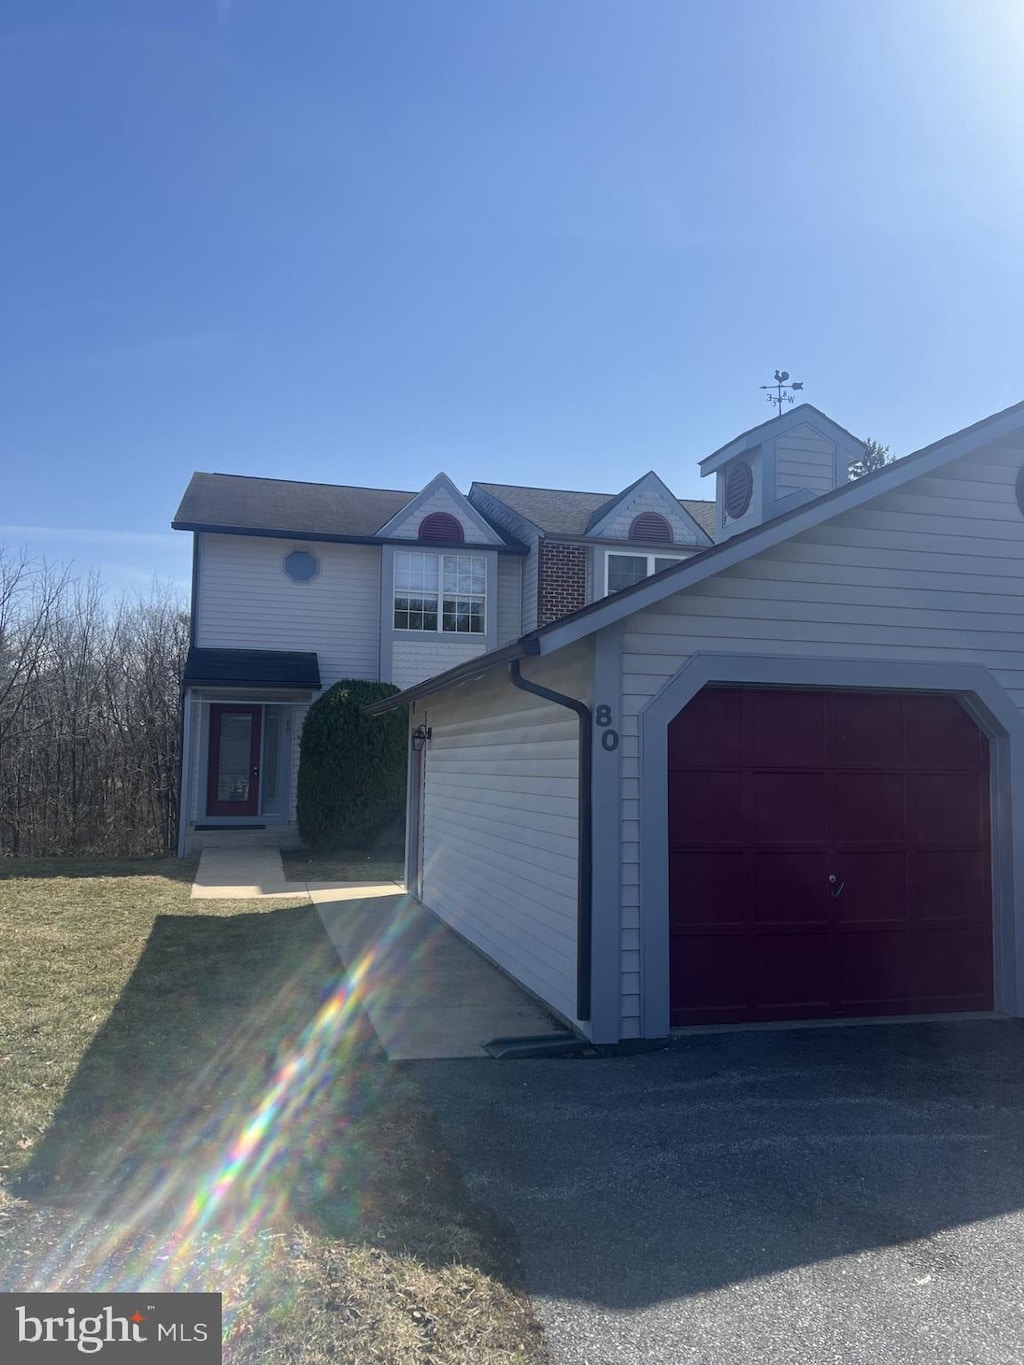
[412,724,432,752]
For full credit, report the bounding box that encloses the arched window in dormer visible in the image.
[419,511,465,544]
[629,511,673,544]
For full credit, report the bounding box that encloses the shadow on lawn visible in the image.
[14,903,512,1278]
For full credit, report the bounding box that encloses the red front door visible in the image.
[668,688,992,1026]
[207,704,262,817]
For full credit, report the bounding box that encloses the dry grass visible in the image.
[0,859,546,1364]
[281,850,405,885]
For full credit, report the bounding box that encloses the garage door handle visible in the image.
[828,874,845,899]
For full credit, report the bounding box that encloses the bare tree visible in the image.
[0,551,188,859]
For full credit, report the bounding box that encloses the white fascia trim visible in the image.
[536,403,1024,657]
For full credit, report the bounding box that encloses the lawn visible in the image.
[0,859,545,1364]
[281,850,405,885]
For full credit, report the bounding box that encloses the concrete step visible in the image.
[182,825,303,857]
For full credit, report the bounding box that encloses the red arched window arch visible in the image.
[629,511,673,544]
[419,512,465,544]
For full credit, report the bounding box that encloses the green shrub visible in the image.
[296,680,407,851]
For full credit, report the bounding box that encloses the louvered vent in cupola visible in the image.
[724,459,754,520]
[419,512,464,544]
[629,511,673,543]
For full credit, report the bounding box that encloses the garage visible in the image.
[668,687,993,1026]
[373,398,1024,1044]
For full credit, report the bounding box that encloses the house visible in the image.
[172,444,720,856]
[364,399,1024,1041]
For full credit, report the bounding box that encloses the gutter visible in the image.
[508,659,592,1023]
[172,521,528,554]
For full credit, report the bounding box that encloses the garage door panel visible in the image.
[749,690,825,767]
[905,695,987,770]
[831,851,908,922]
[668,686,992,1026]
[835,929,909,1009]
[909,926,993,1005]
[750,771,828,844]
[668,687,744,767]
[752,932,831,1012]
[668,770,744,844]
[829,772,906,843]
[668,852,745,926]
[909,849,989,921]
[670,932,751,1021]
[750,852,829,924]
[826,692,906,769]
[909,773,986,845]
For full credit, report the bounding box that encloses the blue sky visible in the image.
[3,0,1023,596]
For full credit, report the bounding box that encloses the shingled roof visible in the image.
[173,470,715,546]
[174,473,417,539]
[473,482,717,540]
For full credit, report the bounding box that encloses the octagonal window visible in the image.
[284,549,319,583]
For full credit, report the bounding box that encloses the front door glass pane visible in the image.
[217,714,253,803]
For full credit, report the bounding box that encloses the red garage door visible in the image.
[668,688,992,1026]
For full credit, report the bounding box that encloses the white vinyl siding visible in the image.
[188,691,202,823]
[415,641,593,1029]
[618,436,1024,1034]
[497,555,523,644]
[522,539,541,631]
[195,534,380,687]
[775,423,837,499]
[391,638,487,691]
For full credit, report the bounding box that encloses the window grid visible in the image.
[606,551,688,595]
[394,551,486,634]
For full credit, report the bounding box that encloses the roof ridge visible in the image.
[475,480,615,499]
[197,471,418,497]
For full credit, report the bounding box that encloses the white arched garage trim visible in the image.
[638,654,1024,1039]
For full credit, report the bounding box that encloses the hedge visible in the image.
[296,680,407,851]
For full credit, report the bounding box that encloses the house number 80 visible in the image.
[595,704,619,751]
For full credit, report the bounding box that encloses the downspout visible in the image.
[508,658,592,1022]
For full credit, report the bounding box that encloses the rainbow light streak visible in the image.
[7,890,441,1336]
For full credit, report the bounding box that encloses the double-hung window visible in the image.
[605,551,687,595]
[394,551,486,633]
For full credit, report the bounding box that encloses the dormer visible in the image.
[375,471,505,547]
[699,405,866,542]
[585,470,714,549]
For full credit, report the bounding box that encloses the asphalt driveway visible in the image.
[412,1020,1024,1365]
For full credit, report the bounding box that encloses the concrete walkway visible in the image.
[315,890,560,1059]
[190,846,402,900]
[190,847,560,1059]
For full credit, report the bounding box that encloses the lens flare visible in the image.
[0,890,439,1353]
